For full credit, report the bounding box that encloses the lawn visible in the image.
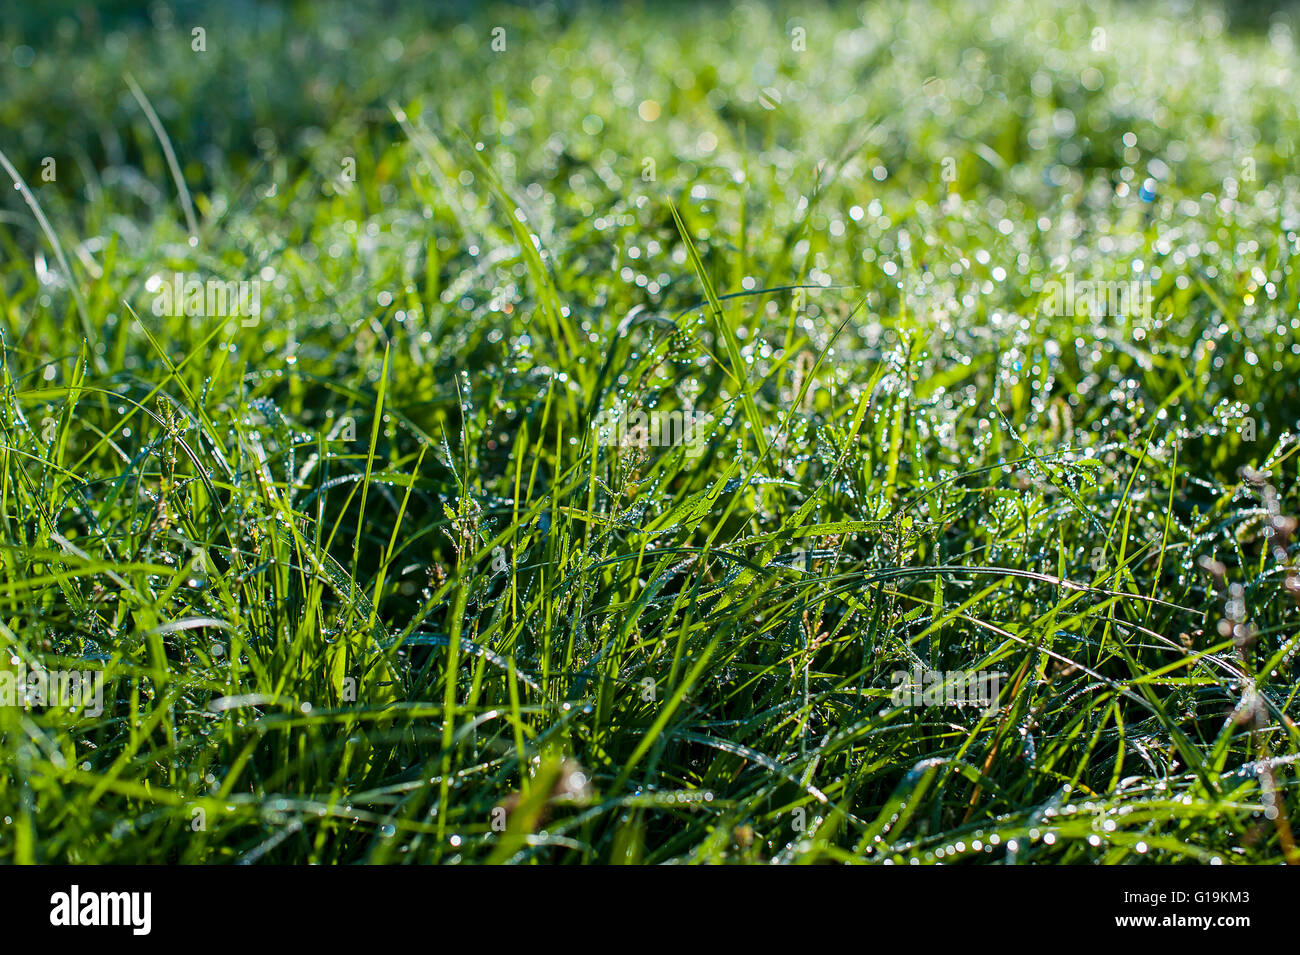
[1,0,1299,864]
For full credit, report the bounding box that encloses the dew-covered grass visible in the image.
[1,0,1299,864]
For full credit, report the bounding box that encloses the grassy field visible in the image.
[1,0,1298,864]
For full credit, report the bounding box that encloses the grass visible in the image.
[1,0,1299,864]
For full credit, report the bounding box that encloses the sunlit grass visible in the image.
[1,0,1298,864]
